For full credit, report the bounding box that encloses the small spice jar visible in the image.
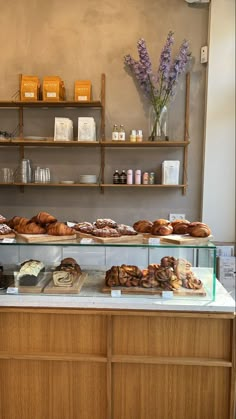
[142,172,149,185]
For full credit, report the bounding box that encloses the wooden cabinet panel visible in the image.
[0,360,107,419]
[112,363,230,419]
[0,312,107,355]
[112,316,231,359]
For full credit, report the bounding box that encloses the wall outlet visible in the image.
[200,46,208,63]
[169,214,186,222]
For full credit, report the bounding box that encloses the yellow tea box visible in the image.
[20,75,40,101]
[43,76,65,101]
[74,80,91,102]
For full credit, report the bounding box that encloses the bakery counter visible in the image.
[0,282,235,419]
[0,276,235,313]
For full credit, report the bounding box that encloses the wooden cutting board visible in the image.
[159,234,214,245]
[76,231,144,243]
[18,273,51,293]
[43,272,87,294]
[0,233,16,239]
[16,233,77,243]
[102,285,206,297]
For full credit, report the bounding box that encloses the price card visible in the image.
[111,290,121,298]
[6,287,18,294]
[80,238,94,244]
[162,291,174,299]
[148,238,160,245]
[2,238,15,243]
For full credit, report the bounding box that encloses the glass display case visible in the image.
[0,239,216,302]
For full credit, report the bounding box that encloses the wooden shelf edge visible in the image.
[0,100,102,108]
[101,141,190,147]
[111,355,233,368]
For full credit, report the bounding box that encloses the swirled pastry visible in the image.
[133,220,153,233]
[187,222,211,237]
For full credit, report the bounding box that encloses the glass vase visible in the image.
[148,105,168,141]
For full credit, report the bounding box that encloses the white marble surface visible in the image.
[0,279,235,313]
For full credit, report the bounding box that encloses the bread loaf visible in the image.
[187,222,211,237]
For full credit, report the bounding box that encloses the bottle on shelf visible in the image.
[135,169,141,185]
[112,124,119,141]
[118,125,126,141]
[129,129,136,142]
[142,172,149,185]
[136,129,143,142]
[127,169,133,185]
[113,169,120,184]
[120,170,127,184]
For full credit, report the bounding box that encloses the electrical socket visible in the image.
[169,214,186,222]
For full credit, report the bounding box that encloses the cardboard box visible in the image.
[217,256,236,296]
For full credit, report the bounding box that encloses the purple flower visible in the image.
[124,32,191,112]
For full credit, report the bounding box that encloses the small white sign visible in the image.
[6,287,18,294]
[148,238,160,245]
[2,238,15,243]
[111,289,121,297]
[80,238,94,244]
[162,291,174,299]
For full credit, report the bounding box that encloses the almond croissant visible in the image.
[30,211,57,225]
[46,222,75,236]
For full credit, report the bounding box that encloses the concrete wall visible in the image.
[0,0,209,225]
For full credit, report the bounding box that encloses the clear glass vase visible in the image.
[148,105,168,141]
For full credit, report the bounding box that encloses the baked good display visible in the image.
[53,257,82,287]
[46,222,75,236]
[18,259,45,286]
[171,219,190,234]
[133,220,153,233]
[92,227,121,237]
[187,222,211,237]
[95,218,117,229]
[151,219,173,236]
[105,256,202,292]
[0,214,7,224]
[30,212,57,225]
[14,222,46,234]
[0,223,13,235]
[73,221,95,234]
[116,224,137,235]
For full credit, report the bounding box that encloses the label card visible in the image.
[6,287,18,294]
[162,291,174,299]
[111,290,121,297]
[148,238,160,245]
[2,238,15,243]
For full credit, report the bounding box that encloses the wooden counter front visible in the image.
[0,308,235,419]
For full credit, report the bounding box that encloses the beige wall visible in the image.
[0,0,209,225]
[202,0,235,242]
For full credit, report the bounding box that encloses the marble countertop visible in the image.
[0,275,235,313]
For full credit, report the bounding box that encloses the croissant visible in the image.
[14,222,46,234]
[46,222,75,236]
[31,211,57,225]
[6,216,22,228]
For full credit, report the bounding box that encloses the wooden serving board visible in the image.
[159,234,214,245]
[76,231,144,243]
[18,273,51,294]
[102,285,206,297]
[0,233,16,239]
[43,272,87,294]
[16,233,77,243]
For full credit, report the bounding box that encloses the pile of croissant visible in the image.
[133,218,211,238]
[6,212,75,236]
[105,257,202,291]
